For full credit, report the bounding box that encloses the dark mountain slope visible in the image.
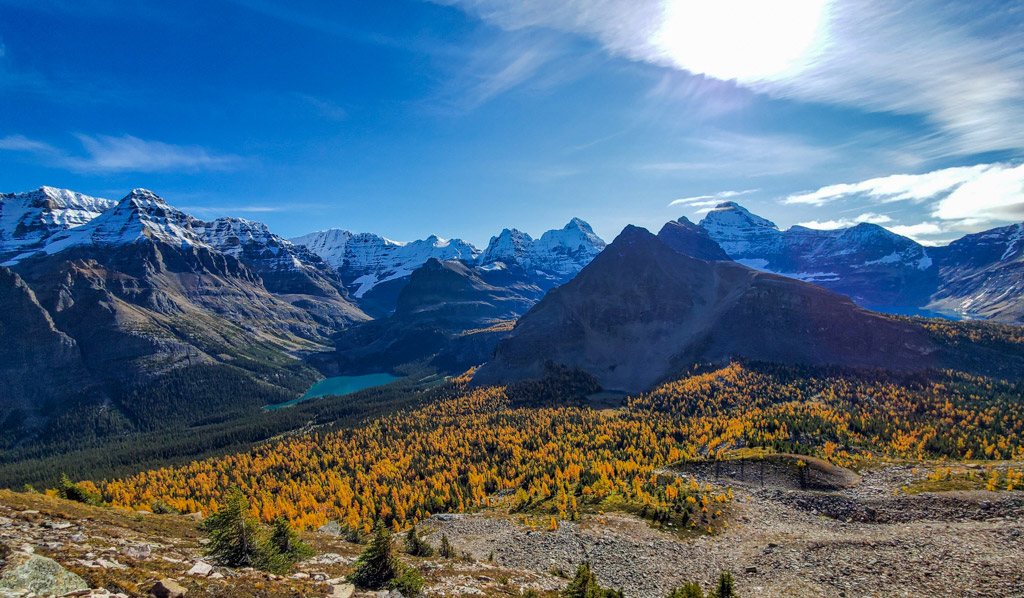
[928,223,1024,322]
[476,226,938,392]
[0,267,96,438]
[317,259,542,374]
[657,216,730,261]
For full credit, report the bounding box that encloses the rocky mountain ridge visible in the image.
[477,225,937,392]
[698,201,1023,322]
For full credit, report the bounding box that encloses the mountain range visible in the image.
[699,202,1024,323]
[0,187,604,445]
[2,186,1023,449]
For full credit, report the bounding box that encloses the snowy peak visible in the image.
[479,228,534,265]
[29,189,208,258]
[198,217,282,258]
[702,201,779,230]
[291,229,481,298]
[699,202,781,256]
[480,218,606,280]
[0,187,115,261]
[289,228,353,269]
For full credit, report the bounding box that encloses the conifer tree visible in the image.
[349,521,400,589]
[403,525,435,557]
[202,487,268,568]
[269,516,314,566]
[562,561,623,598]
[438,533,456,558]
[709,571,735,598]
[667,582,705,598]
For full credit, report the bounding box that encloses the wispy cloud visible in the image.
[668,189,758,207]
[0,134,59,154]
[796,212,893,230]
[784,164,996,206]
[783,161,1024,243]
[639,130,835,178]
[0,133,244,173]
[436,0,1024,155]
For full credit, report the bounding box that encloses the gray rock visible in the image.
[123,544,152,560]
[317,521,343,536]
[187,561,213,577]
[149,580,187,598]
[0,552,88,595]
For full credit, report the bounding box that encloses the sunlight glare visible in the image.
[654,0,831,82]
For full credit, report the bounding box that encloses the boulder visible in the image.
[0,552,88,595]
[329,583,355,598]
[123,544,152,560]
[149,579,187,598]
[187,561,213,577]
[316,521,343,536]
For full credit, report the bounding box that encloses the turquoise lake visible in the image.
[265,373,403,410]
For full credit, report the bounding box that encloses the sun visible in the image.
[653,0,832,82]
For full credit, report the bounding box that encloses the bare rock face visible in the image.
[0,550,89,596]
[0,267,94,433]
[477,226,937,393]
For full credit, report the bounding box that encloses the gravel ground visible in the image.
[422,463,1024,598]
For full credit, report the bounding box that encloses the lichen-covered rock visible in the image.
[0,551,88,595]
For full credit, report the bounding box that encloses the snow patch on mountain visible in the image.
[479,218,606,281]
[0,186,115,261]
[290,230,481,297]
[27,189,210,259]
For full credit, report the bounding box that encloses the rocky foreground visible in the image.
[1,462,1022,598]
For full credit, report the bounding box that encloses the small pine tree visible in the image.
[709,571,735,598]
[56,474,100,505]
[667,582,705,598]
[268,516,314,567]
[202,487,269,568]
[403,525,435,557]
[438,533,456,558]
[349,521,401,589]
[562,561,622,598]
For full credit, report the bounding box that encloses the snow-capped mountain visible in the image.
[196,216,367,327]
[3,189,210,265]
[290,230,480,298]
[292,218,606,315]
[698,202,938,308]
[928,223,1024,322]
[0,187,115,263]
[479,217,607,283]
[197,216,339,288]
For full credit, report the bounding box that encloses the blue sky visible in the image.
[1,0,1023,246]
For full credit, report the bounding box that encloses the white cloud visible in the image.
[796,212,893,229]
[668,189,757,207]
[436,0,1024,155]
[0,134,59,154]
[783,161,1024,228]
[68,135,242,173]
[0,133,243,173]
[886,221,948,244]
[784,164,996,206]
[932,162,1024,222]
